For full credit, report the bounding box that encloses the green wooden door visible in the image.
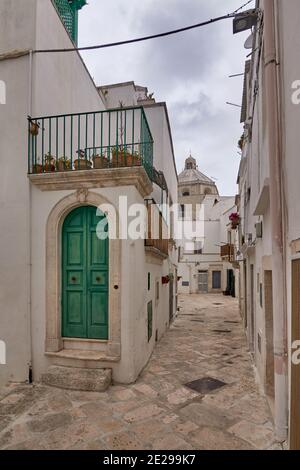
[62,206,109,339]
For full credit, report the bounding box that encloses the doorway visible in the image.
[169,277,174,322]
[290,259,300,449]
[250,264,255,352]
[62,205,109,340]
[198,271,208,293]
[264,270,274,399]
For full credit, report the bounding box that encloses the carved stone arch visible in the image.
[45,190,121,359]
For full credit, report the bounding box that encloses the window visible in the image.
[182,190,190,197]
[148,273,151,291]
[179,204,185,220]
[194,240,203,254]
[156,281,160,302]
[212,271,221,289]
[147,301,153,342]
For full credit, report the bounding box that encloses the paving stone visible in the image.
[167,387,198,405]
[112,388,137,401]
[179,402,236,429]
[104,431,144,450]
[189,426,254,450]
[152,433,194,450]
[124,404,164,423]
[228,420,275,449]
[133,383,159,398]
[27,412,72,433]
[0,294,276,450]
[173,420,199,434]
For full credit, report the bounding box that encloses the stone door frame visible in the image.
[45,189,121,359]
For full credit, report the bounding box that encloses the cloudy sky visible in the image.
[79,0,254,195]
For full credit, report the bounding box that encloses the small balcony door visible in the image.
[62,205,109,340]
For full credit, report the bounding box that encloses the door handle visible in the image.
[71,276,77,282]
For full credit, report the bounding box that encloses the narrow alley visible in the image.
[0,295,278,450]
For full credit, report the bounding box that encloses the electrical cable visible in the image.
[34,0,255,54]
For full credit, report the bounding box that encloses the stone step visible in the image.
[41,365,112,392]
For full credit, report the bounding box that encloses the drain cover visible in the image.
[184,377,226,394]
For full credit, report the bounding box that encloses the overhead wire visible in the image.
[34,0,255,54]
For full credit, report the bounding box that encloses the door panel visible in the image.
[88,292,108,339]
[198,271,208,293]
[62,206,109,340]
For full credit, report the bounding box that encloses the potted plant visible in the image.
[92,152,108,169]
[32,159,43,174]
[127,150,142,167]
[111,146,128,168]
[162,275,170,285]
[56,157,71,172]
[74,150,92,170]
[29,121,40,136]
[111,147,141,168]
[229,212,240,229]
[44,152,56,172]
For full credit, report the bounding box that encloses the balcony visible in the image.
[221,244,234,261]
[145,200,169,259]
[28,107,154,195]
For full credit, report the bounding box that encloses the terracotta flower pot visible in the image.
[44,162,56,173]
[32,164,43,174]
[93,155,108,169]
[111,151,141,168]
[111,151,127,168]
[57,161,71,172]
[74,159,92,170]
[30,122,39,136]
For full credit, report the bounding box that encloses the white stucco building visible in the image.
[0,0,178,390]
[235,0,300,449]
[177,156,237,296]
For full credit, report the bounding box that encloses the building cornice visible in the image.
[28,167,153,198]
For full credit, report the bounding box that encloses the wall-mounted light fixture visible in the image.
[233,9,259,35]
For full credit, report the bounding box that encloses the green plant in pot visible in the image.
[56,156,71,172]
[44,152,56,172]
[92,151,108,169]
[74,150,92,170]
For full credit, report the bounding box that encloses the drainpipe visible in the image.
[27,50,33,382]
[263,0,288,441]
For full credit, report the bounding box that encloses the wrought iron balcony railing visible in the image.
[220,244,234,261]
[28,107,154,180]
[145,200,169,257]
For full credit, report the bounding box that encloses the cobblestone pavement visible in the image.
[0,294,280,450]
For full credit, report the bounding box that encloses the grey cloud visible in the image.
[80,0,254,194]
